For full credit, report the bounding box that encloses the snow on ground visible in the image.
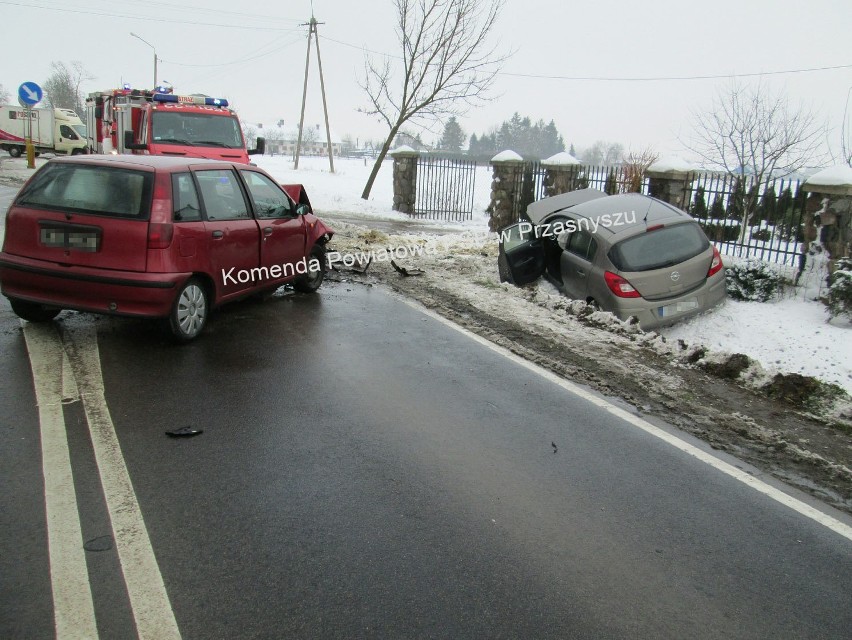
[253,154,494,231]
[659,295,852,393]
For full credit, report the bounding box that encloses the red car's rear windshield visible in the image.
[609,222,709,272]
[15,163,154,219]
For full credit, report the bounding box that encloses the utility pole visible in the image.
[294,15,335,173]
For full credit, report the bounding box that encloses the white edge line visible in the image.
[63,325,182,640]
[23,322,99,638]
[396,295,852,543]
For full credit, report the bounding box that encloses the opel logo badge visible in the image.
[670,271,680,282]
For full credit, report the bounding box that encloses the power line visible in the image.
[500,63,852,82]
[161,34,304,68]
[101,0,303,23]
[322,35,852,83]
[0,1,304,31]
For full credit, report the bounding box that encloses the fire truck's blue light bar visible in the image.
[152,94,229,107]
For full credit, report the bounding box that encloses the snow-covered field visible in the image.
[256,155,852,395]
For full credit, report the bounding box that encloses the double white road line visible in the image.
[24,323,181,640]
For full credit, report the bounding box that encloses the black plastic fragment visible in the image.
[166,427,203,438]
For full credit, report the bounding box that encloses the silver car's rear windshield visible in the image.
[609,222,709,272]
[16,163,153,219]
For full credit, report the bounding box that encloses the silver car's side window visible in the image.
[566,230,597,262]
[501,224,535,251]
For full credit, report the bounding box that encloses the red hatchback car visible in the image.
[0,155,333,340]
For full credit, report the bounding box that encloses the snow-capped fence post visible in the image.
[541,151,582,197]
[489,150,525,231]
[802,166,852,274]
[391,146,419,214]
[646,157,696,210]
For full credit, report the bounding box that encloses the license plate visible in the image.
[658,299,699,317]
[40,225,100,252]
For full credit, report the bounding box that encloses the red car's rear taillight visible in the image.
[148,173,174,249]
[707,245,723,277]
[147,223,174,249]
[604,271,641,298]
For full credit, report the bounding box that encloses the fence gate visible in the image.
[414,156,477,221]
[509,161,547,222]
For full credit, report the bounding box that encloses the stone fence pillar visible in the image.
[646,157,696,209]
[391,146,419,214]
[488,150,525,231]
[542,151,582,197]
[802,166,852,272]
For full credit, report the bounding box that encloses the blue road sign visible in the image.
[18,82,43,107]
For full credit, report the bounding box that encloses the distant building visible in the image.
[393,132,430,152]
[263,124,341,156]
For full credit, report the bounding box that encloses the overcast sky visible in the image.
[3,0,851,161]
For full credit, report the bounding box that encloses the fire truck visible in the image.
[85,87,264,163]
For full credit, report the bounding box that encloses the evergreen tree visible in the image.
[691,186,708,218]
[468,132,479,156]
[604,170,619,195]
[727,177,745,220]
[709,196,726,220]
[776,186,793,215]
[758,184,777,222]
[569,143,576,157]
[745,184,760,224]
[439,116,466,153]
[471,113,565,159]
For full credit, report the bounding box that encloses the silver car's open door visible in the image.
[497,223,546,286]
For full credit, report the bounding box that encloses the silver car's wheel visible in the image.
[169,279,208,341]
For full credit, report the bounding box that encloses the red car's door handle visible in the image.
[211,230,224,239]
[263,227,273,236]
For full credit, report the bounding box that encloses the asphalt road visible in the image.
[1,184,852,638]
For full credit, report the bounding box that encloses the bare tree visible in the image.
[621,147,659,193]
[358,0,506,199]
[0,83,10,104]
[580,140,624,166]
[686,81,825,238]
[43,61,93,117]
[841,86,852,167]
[241,124,258,149]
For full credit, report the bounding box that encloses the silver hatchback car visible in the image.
[497,189,726,330]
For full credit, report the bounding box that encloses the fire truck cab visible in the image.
[85,88,264,164]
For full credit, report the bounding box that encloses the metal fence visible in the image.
[414,156,477,222]
[408,155,808,267]
[683,173,806,267]
[503,162,807,267]
[510,161,547,221]
[509,163,642,222]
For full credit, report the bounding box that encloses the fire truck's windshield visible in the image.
[151,112,243,149]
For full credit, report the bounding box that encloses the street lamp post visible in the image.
[130,32,157,88]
